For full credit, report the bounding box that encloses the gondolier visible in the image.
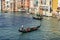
[19,25,24,31]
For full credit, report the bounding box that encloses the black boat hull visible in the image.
[18,26,40,33]
[33,17,43,20]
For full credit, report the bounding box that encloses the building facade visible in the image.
[38,0,52,16]
[0,0,1,12]
[52,0,58,11]
[1,0,5,12]
[25,0,30,8]
[1,0,30,12]
[1,0,59,17]
[5,0,10,12]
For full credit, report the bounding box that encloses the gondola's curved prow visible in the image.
[36,25,41,28]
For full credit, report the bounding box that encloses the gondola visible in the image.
[18,25,40,33]
[33,17,43,20]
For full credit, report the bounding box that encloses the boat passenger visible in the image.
[26,27,30,32]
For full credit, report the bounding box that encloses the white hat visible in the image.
[21,25,23,27]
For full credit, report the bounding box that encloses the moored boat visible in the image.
[33,17,43,20]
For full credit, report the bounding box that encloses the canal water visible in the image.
[0,12,60,40]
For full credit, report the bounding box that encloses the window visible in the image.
[41,0,46,5]
[7,5,9,7]
[42,6,48,11]
[7,1,8,4]
[34,0,38,6]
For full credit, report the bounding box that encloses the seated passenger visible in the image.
[26,27,30,32]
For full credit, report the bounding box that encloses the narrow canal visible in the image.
[0,12,60,40]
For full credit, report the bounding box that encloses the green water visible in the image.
[0,12,60,40]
